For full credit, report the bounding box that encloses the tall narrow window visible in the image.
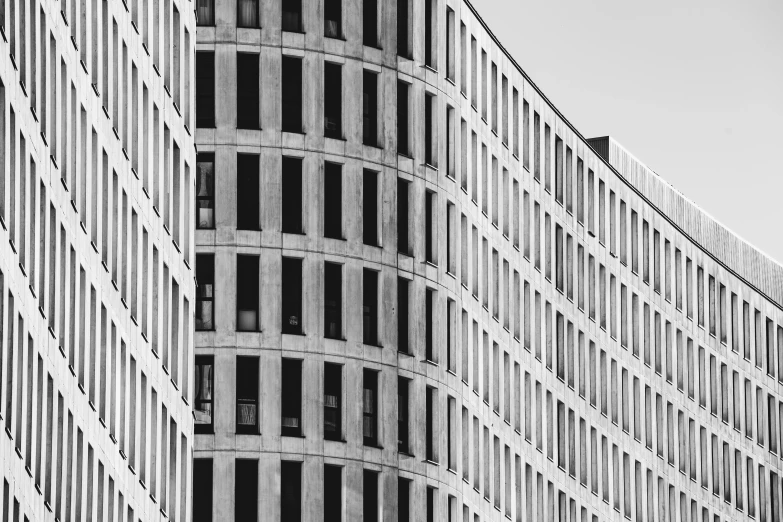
[324,363,342,441]
[196,254,214,331]
[363,0,377,47]
[282,57,303,133]
[282,0,303,32]
[196,52,215,127]
[324,262,342,339]
[426,190,436,264]
[363,71,378,146]
[324,162,343,239]
[398,377,410,452]
[426,386,436,461]
[363,470,379,522]
[280,461,302,522]
[236,53,259,129]
[398,277,410,354]
[324,465,342,521]
[363,370,378,446]
[397,179,410,255]
[236,357,259,434]
[282,157,303,234]
[363,269,378,345]
[193,459,213,522]
[235,460,258,522]
[397,0,410,58]
[425,93,435,166]
[281,359,302,437]
[324,62,342,138]
[424,0,435,68]
[194,356,214,433]
[363,170,379,246]
[324,0,342,37]
[236,255,259,331]
[236,154,260,230]
[446,8,455,80]
[282,257,303,335]
[426,288,435,361]
[397,81,409,156]
[398,478,411,522]
[196,153,215,229]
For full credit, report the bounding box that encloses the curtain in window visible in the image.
[238,0,258,27]
[197,0,214,26]
[195,364,213,423]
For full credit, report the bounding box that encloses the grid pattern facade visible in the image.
[0,0,196,521]
[194,0,783,521]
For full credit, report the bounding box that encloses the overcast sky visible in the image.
[476,0,783,265]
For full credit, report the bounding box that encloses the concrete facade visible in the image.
[0,0,196,521]
[194,0,783,521]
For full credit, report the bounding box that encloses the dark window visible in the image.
[281,359,302,437]
[194,356,214,433]
[397,178,409,255]
[363,269,378,346]
[282,57,303,133]
[237,53,259,129]
[282,157,303,234]
[196,153,215,229]
[427,486,435,522]
[236,255,259,331]
[193,459,213,522]
[196,52,215,127]
[282,257,303,335]
[196,254,214,331]
[236,154,260,230]
[324,0,342,38]
[425,190,435,264]
[237,0,259,28]
[398,377,409,452]
[397,277,409,354]
[196,0,215,26]
[363,170,378,246]
[324,363,342,441]
[397,0,409,58]
[324,162,343,239]
[324,465,342,521]
[398,478,410,522]
[363,470,378,522]
[281,0,302,32]
[397,81,409,156]
[446,8,455,80]
[425,288,434,361]
[280,461,302,522]
[363,71,378,146]
[236,356,259,434]
[234,459,258,522]
[363,370,378,446]
[363,0,377,47]
[324,262,342,339]
[424,0,434,68]
[426,386,435,461]
[425,93,435,165]
[324,62,342,139]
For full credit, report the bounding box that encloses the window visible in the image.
[282,157,304,234]
[235,460,258,522]
[446,8,455,80]
[363,71,378,146]
[237,53,259,129]
[324,262,342,339]
[363,470,379,522]
[363,0,377,47]
[193,459,213,522]
[398,377,410,452]
[237,0,260,27]
[398,478,411,522]
[281,359,302,437]
[424,0,435,68]
[397,178,410,254]
[236,356,259,434]
[324,465,342,521]
[397,0,410,58]
[324,0,342,38]
[196,52,215,127]
[196,254,214,330]
[236,255,259,331]
[363,269,378,345]
[426,190,436,264]
[236,154,260,230]
[282,0,303,32]
[194,357,214,433]
[324,363,342,441]
[282,57,303,133]
[282,257,303,335]
[426,386,436,461]
[397,81,410,156]
[426,288,435,361]
[197,0,215,26]
[324,162,342,239]
[324,62,342,138]
[281,461,302,522]
[425,93,435,165]
[363,370,378,446]
[363,170,379,246]
[397,277,410,354]
[196,153,215,229]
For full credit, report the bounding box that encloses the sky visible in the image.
[475,0,783,265]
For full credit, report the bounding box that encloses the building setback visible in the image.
[0,0,196,521]
[194,0,783,521]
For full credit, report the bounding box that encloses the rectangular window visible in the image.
[324,62,342,138]
[324,363,342,441]
[364,470,379,522]
[281,0,302,32]
[194,356,214,433]
[397,81,409,156]
[235,460,258,522]
[398,377,410,453]
[236,53,259,129]
[426,386,436,461]
[236,154,260,230]
[363,370,378,446]
[446,8,455,81]
[236,357,259,434]
[236,255,259,331]
[282,257,303,335]
[424,0,435,68]
[363,71,378,146]
[324,465,342,521]
[280,461,301,522]
[554,136,564,204]
[397,0,410,58]
[398,478,410,522]
[324,162,343,239]
[282,157,303,234]
[425,93,436,165]
[282,57,303,133]
[196,52,215,127]
[397,178,410,254]
[397,277,410,354]
[324,262,342,339]
[281,359,302,437]
[197,0,215,26]
[324,0,342,38]
[196,254,214,331]
[426,190,437,264]
[193,459,213,521]
[426,288,435,361]
[363,269,379,346]
[196,153,215,229]
[363,170,379,246]
[363,0,378,47]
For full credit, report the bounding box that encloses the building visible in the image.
[0,0,196,521]
[193,0,783,521]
